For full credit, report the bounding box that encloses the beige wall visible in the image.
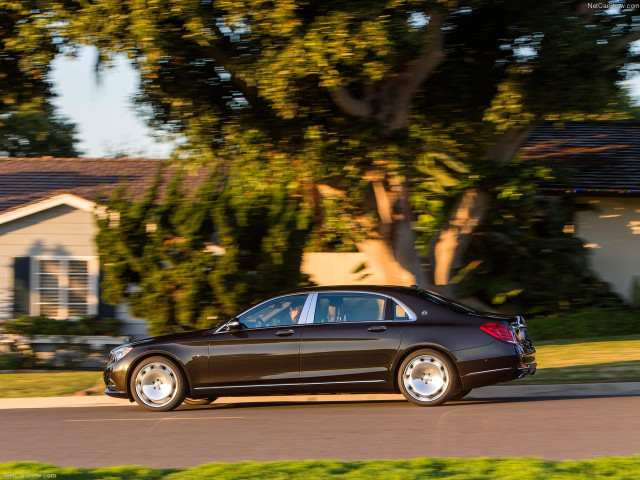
[575,197,640,303]
[301,240,416,287]
[0,205,99,320]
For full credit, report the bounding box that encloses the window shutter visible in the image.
[13,257,30,318]
[97,269,116,318]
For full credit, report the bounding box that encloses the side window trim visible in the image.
[216,293,312,332]
[308,291,417,324]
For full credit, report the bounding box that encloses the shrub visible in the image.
[2,315,121,337]
[527,307,640,341]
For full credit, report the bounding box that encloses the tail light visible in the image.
[480,322,518,344]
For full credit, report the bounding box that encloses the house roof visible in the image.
[521,122,640,195]
[0,157,208,216]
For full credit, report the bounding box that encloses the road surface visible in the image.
[0,386,638,468]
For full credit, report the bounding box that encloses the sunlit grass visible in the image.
[0,372,102,398]
[515,335,640,384]
[2,458,640,479]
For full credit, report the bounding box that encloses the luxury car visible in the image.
[104,285,536,411]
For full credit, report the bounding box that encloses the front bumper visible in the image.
[103,355,135,400]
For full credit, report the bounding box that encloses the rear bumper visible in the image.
[456,341,536,390]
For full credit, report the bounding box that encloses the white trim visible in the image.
[30,256,99,318]
[0,194,96,226]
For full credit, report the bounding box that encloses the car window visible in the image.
[238,294,308,329]
[314,293,386,323]
[393,302,411,320]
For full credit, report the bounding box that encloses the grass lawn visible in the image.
[0,371,103,398]
[2,458,640,480]
[515,335,640,384]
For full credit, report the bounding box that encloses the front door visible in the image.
[207,294,309,394]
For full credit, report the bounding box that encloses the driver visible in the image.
[288,302,303,324]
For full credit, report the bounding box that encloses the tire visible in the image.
[398,349,458,407]
[183,397,217,406]
[130,356,186,412]
[450,389,472,401]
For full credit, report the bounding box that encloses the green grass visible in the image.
[1,458,640,479]
[515,335,640,384]
[0,371,102,398]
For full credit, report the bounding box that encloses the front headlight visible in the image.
[110,345,132,362]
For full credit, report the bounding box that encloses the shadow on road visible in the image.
[176,388,640,412]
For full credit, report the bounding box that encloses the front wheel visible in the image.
[130,356,186,412]
[398,349,458,407]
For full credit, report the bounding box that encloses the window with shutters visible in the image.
[34,258,98,318]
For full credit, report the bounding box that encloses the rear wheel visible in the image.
[398,349,458,406]
[130,356,186,412]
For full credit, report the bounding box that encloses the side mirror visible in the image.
[225,319,242,331]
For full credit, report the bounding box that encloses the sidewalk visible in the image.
[1,382,638,409]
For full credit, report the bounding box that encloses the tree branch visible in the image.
[328,86,374,118]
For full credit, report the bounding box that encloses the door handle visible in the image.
[367,326,387,332]
[275,329,295,336]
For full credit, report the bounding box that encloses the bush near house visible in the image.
[1,315,120,337]
[526,308,640,341]
[0,316,122,370]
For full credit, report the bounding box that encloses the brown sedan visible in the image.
[104,286,536,411]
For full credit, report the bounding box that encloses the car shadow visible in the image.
[177,388,640,411]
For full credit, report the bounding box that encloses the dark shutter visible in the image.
[97,269,116,318]
[13,257,30,318]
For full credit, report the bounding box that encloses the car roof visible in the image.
[279,285,423,297]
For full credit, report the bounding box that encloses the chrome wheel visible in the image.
[398,349,458,406]
[133,359,181,409]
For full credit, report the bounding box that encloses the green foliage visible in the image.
[6,0,639,315]
[527,308,640,341]
[0,100,81,157]
[96,164,313,335]
[455,159,624,314]
[2,316,121,337]
[2,458,640,480]
[0,3,81,157]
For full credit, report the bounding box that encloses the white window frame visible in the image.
[30,256,99,319]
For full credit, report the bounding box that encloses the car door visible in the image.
[206,293,310,394]
[300,292,403,392]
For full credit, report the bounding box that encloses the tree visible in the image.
[20,1,640,309]
[0,100,81,157]
[0,2,81,157]
[97,162,313,334]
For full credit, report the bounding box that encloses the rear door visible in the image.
[300,292,402,391]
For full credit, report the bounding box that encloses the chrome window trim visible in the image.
[214,293,312,333]
[306,290,417,323]
[214,290,417,332]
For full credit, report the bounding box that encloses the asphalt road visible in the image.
[1,388,639,468]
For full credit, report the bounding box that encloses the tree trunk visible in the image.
[427,126,533,294]
[367,174,429,287]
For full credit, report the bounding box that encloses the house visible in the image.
[0,157,206,338]
[520,122,640,304]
